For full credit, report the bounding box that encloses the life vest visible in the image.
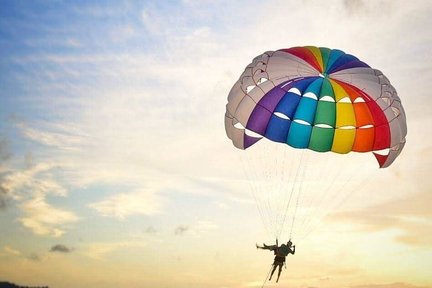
[277,244,290,256]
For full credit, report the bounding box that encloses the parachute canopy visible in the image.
[225,46,406,168]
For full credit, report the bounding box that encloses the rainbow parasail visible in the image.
[225,46,407,168]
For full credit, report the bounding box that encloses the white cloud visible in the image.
[15,121,87,150]
[89,189,165,219]
[1,162,78,237]
[19,195,79,237]
[174,220,218,237]
[0,162,65,199]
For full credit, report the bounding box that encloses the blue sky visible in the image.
[1,1,432,287]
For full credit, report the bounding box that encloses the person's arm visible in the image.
[291,245,295,255]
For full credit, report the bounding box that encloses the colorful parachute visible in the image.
[225,46,406,168]
[225,46,407,241]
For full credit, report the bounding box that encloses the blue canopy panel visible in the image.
[325,49,345,74]
[294,97,318,124]
[327,53,361,74]
[254,78,311,142]
[285,77,321,148]
[330,60,370,74]
[287,121,313,148]
[294,77,321,123]
[273,92,301,119]
[247,77,323,145]
[265,115,292,143]
[264,77,317,142]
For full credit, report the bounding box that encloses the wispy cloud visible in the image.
[89,189,165,220]
[174,220,217,236]
[1,246,42,263]
[15,121,87,150]
[1,162,78,237]
[3,245,21,256]
[19,196,79,237]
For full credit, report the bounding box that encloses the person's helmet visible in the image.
[287,240,292,246]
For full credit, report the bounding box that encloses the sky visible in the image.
[0,0,431,287]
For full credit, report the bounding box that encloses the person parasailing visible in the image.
[256,239,295,283]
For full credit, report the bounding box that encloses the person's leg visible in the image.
[262,244,273,250]
[276,264,282,283]
[269,265,277,280]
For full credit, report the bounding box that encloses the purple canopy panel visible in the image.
[246,104,272,135]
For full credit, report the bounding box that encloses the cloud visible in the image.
[0,162,66,198]
[329,191,432,247]
[19,197,79,237]
[3,246,21,256]
[15,121,87,150]
[49,244,73,253]
[89,189,165,220]
[1,246,43,263]
[174,221,217,236]
[174,225,189,236]
[1,162,79,237]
